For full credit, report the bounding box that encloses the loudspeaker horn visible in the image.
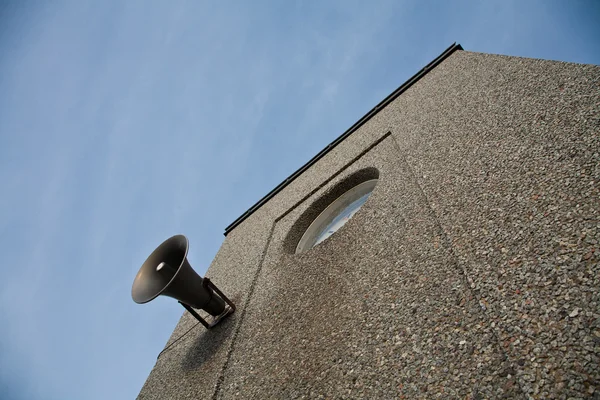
[132,235,234,327]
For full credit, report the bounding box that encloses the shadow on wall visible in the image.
[180,296,239,371]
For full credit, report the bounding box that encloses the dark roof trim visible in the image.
[224,42,463,236]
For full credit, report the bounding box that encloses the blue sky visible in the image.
[0,1,598,399]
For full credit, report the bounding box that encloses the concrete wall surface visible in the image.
[137,50,600,399]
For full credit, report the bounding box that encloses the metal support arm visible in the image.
[178,278,235,329]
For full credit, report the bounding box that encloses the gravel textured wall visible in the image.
[137,50,599,399]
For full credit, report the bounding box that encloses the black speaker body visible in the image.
[131,235,225,316]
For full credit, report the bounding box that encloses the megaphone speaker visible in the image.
[132,235,235,328]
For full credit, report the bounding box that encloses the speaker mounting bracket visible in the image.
[178,278,235,329]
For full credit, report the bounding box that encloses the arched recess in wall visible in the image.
[284,167,380,254]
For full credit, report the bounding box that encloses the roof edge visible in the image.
[224,42,463,236]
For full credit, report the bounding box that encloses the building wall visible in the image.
[138,50,600,399]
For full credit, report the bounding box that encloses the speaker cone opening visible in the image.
[131,235,189,304]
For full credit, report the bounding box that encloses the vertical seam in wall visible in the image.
[389,133,527,399]
[211,222,276,400]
